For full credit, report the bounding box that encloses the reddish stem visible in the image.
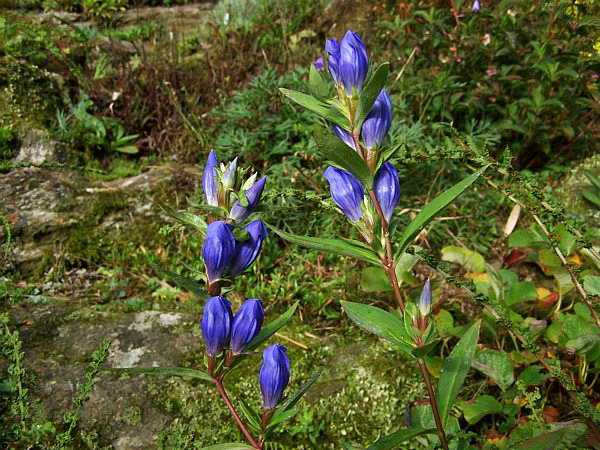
[215,379,262,449]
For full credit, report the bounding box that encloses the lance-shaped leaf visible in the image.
[268,371,321,430]
[245,302,299,352]
[308,64,330,98]
[341,301,414,356]
[314,130,373,188]
[151,264,206,297]
[268,224,381,266]
[107,367,213,382]
[396,167,487,254]
[280,88,349,129]
[367,426,436,450]
[437,320,481,426]
[356,62,390,127]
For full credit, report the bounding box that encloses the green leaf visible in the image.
[441,246,485,272]
[266,407,298,430]
[583,275,600,296]
[367,426,435,450]
[114,144,139,154]
[514,423,587,450]
[582,189,600,208]
[473,349,515,391]
[313,130,373,187]
[151,264,206,297]
[394,252,419,284]
[360,267,391,292]
[237,398,261,433]
[278,371,320,412]
[107,367,212,382]
[437,320,480,426]
[505,281,537,306]
[458,395,503,424]
[357,63,390,127]
[397,168,486,254]
[308,64,330,98]
[201,444,254,450]
[518,365,547,387]
[268,224,381,265]
[279,88,349,129]
[246,302,298,352]
[341,301,414,355]
[584,170,600,190]
[555,225,576,256]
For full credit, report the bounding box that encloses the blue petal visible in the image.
[229,176,267,222]
[229,220,268,277]
[259,344,290,409]
[324,166,364,222]
[361,89,392,149]
[374,162,400,223]
[325,38,340,83]
[202,221,236,282]
[331,125,357,151]
[201,296,232,356]
[339,30,368,94]
[231,299,264,353]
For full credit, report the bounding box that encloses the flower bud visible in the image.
[202,150,219,207]
[313,56,324,72]
[324,166,364,222]
[231,299,264,354]
[229,176,267,222]
[338,30,368,94]
[374,162,400,223]
[331,124,357,151]
[325,39,341,84]
[202,221,236,283]
[201,296,233,356]
[419,279,432,317]
[361,89,392,149]
[472,0,480,13]
[229,220,268,277]
[259,344,290,409]
[222,157,238,190]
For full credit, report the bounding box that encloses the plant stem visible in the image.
[369,190,405,310]
[215,379,262,449]
[417,358,449,450]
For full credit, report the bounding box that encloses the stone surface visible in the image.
[13,128,60,166]
[0,163,200,269]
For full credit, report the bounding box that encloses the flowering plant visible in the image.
[119,151,317,450]
[278,30,487,449]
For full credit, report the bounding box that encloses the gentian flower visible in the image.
[374,162,400,223]
[313,56,324,71]
[418,279,432,317]
[229,220,268,277]
[231,299,264,354]
[259,344,291,409]
[338,30,368,94]
[202,150,219,207]
[324,166,364,222]
[325,39,341,84]
[472,0,480,13]
[202,221,236,282]
[332,124,357,151]
[361,89,392,149]
[222,157,238,190]
[201,296,233,356]
[229,176,267,222]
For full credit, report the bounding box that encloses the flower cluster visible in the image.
[201,296,290,409]
[200,150,291,417]
[317,31,400,240]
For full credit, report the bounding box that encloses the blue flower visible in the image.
[313,56,324,72]
[325,39,341,84]
[338,30,368,94]
[201,296,233,356]
[259,344,291,409]
[332,124,357,151]
[419,279,432,317]
[324,166,364,222]
[374,162,400,223]
[229,176,267,222]
[361,89,392,149]
[202,150,219,207]
[231,299,264,354]
[202,221,236,282]
[472,0,480,13]
[229,220,268,277]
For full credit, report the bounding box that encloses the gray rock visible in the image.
[13,128,60,166]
